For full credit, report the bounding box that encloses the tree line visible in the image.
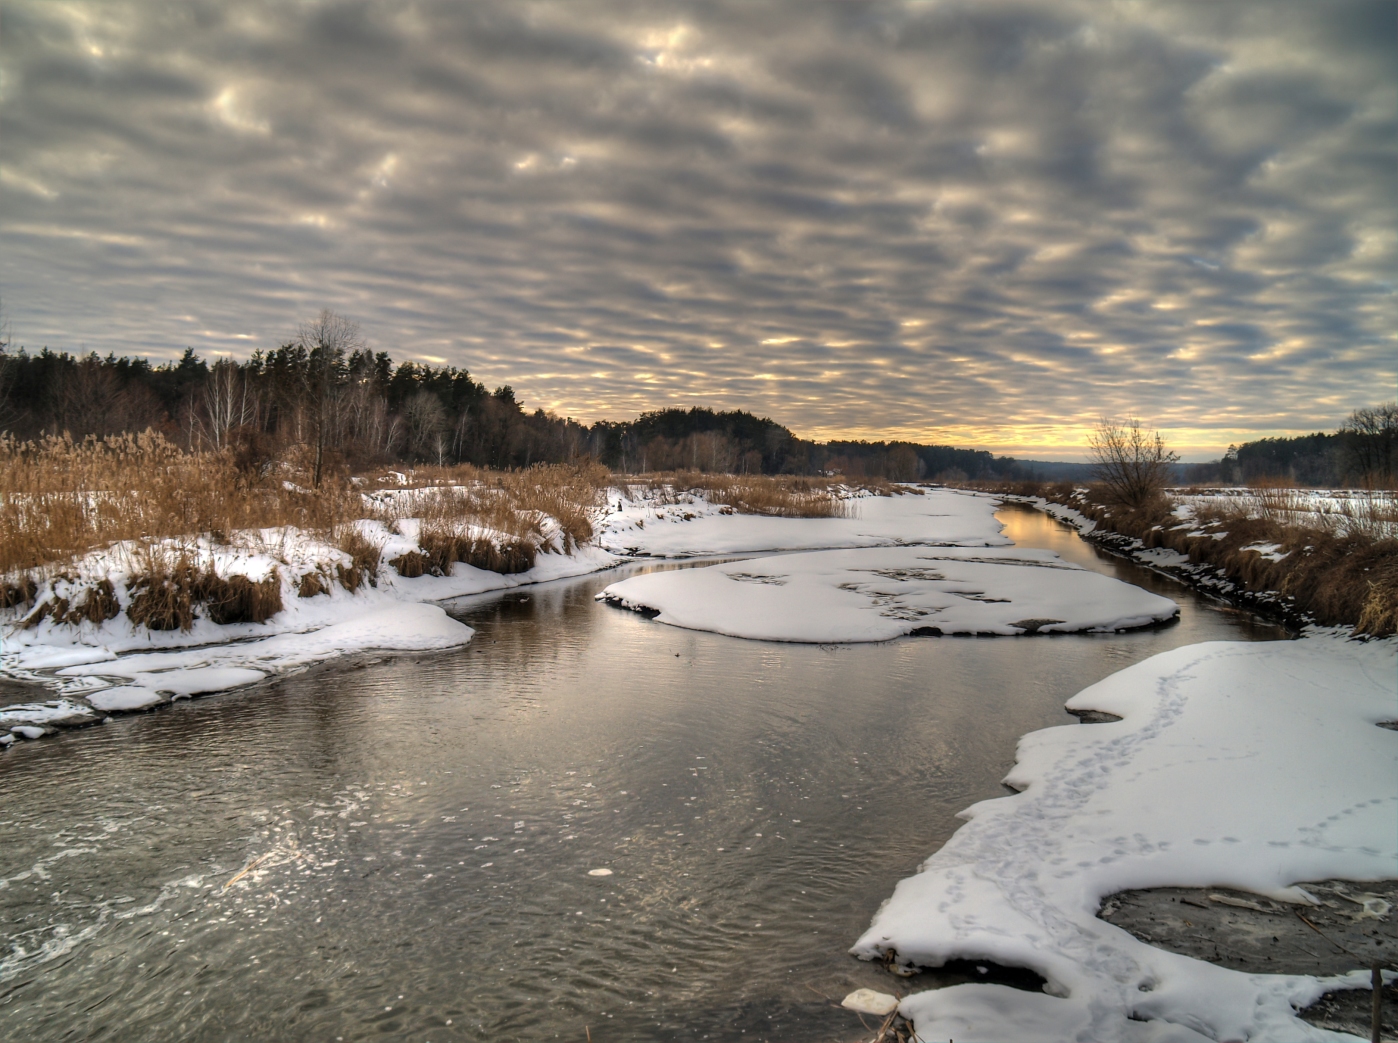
[0,311,1025,482]
[1182,404,1397,487]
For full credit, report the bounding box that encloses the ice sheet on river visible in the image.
[853,634,1398,1042]
[598,545,1179,642]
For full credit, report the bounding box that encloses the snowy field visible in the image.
[1171,487,1398,540]
[853,632,1398,1042]
[595,483,1010,557]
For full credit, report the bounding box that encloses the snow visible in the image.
[44,603,474,710]
[1134,547,1190,567]
[1,512,615,735]
[1171,488,1398,540]
[0,699,99,728]
[853,633,1398,1042]
[86,686,173,712]
[594,486,1011,557]
[599,546,1179,642]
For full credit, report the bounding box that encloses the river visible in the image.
[0,505,1288,1041]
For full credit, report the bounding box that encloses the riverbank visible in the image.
[981,482,1398,637]
[856,630,1398,1042]
[0,478,924,748]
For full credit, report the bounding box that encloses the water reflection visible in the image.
[0,507,1288,1041]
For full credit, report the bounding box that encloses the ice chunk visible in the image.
[841,989,899,1016]
[88,687,167,712]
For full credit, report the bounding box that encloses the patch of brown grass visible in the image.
[0,430,357,580]
[114,552,283,631]
[371,463,608,577]
[335,527,383,590]
[989,478,1398,637]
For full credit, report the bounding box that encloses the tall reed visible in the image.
[0,430,356,577]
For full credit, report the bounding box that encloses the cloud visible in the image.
[1,0,1393,456]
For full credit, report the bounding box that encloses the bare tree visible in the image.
[296,310,364,486]
[199,358,260,449]
[1088,417,1179,509]
[1340,402,1397,485]
[403,389,446,462]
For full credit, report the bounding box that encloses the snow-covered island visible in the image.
[2,482,1393,1042]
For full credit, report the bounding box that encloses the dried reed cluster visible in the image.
[0,431,357,578]
[1,436,610,630]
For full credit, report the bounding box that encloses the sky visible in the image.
[2,1,1394,460]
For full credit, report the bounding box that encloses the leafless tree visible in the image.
[1340,402,1397,485]
[0,296,17,432]
[296,310,364,486]
[51,355,163,438]
[199,358,260,449]
[1088,417,1179,509]
[403,389,446,462]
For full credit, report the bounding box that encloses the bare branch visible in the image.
[1088,417,1179,509]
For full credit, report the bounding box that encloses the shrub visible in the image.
[1088,418,1178,510]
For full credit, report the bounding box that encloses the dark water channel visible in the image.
[0,506,1288,1042]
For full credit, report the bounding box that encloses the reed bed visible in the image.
[366,463,609,575]
[0,436,609,626]
[0,431,356,577]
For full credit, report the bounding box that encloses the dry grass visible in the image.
[976,477,1398,637]
[369,463,609,576]
[0,431,357,579]
[0,430,352,623]
[24,548,285,633]
[334,527,383,590]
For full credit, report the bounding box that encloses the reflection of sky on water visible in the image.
[0,511,1287,1039]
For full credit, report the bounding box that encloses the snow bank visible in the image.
[594,486,1011,557]
[48,603,474,710]
[853,634,1398,1042]
[1,518,616,741]
[599,546,1179,642]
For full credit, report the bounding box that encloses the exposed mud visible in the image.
[1100,880,1397,1037]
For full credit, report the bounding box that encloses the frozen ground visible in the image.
[1171,487,1398,540]
[598,545,1178,642]
[852,632,1398,1042]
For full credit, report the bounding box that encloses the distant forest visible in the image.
[1182,404,1396,487]
[1,331,1390,486]
[0,338,1019,481]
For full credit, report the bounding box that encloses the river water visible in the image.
[0,506,1287,1042]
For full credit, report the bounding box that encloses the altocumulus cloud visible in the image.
[1,0,1393,456]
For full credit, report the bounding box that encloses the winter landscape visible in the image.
[2,3,1395,1042]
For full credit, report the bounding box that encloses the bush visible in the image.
[1088,418,1178,510]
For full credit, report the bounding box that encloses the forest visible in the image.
[1,311,1391,486]
[0,317,1021,482]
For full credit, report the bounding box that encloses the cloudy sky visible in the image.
[2,1,1393,458]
